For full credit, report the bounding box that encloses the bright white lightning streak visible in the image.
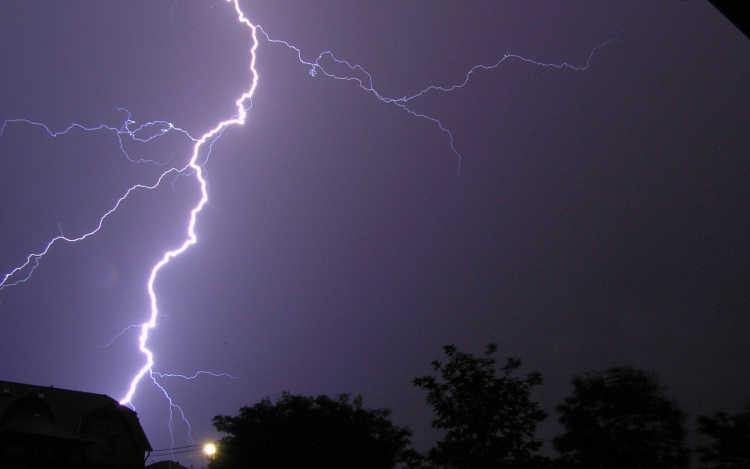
[0,105,242,292]
[118,0,258,406]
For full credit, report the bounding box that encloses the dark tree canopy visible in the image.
[553,366,689,469]
[413,344,548,469]
[696,404,750,469]
[208,392,415,469]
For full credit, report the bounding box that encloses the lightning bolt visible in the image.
[119,1,258,407]
[0,0,612,456]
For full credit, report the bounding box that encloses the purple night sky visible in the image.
[1,1,749,465]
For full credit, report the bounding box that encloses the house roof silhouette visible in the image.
[0,379,152,452]
[146,460,192,469]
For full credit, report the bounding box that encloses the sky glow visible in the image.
[0,0,609,426]
[2,1,748,464]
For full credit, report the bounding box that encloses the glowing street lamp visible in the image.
[203,442,217,458]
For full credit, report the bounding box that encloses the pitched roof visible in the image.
[0,379,151,451]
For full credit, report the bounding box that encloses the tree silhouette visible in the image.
[208,392,416,469]
[553,366,689,469]
[413,344,548,469]
[696,404,750,469]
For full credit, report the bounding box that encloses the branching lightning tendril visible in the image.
[0,0,610,456]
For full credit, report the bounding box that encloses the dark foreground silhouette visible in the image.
[207,344,749,469]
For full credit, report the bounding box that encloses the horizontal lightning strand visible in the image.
[152,371,239,380]
[0,108,197,164]
[257,28,614,170]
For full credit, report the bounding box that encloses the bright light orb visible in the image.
[203,443,217,456]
